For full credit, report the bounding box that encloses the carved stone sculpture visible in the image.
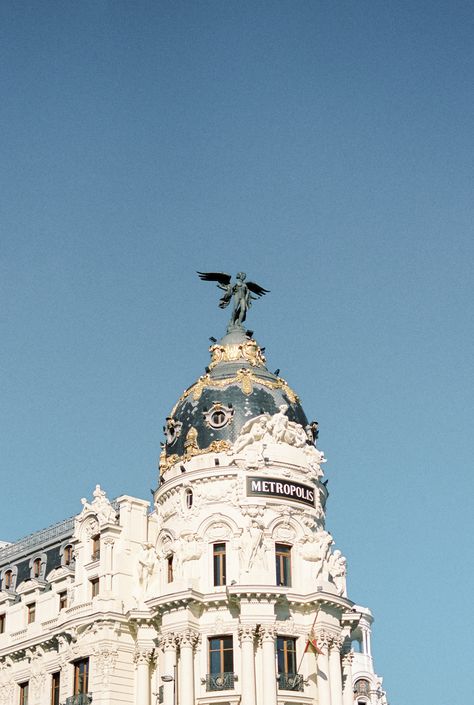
[300,530,334,581]
[328,549,347,596]
[133,543,159,605]
[239,519,267,575]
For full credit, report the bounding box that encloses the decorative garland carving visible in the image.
[160,438,231,473]
[209,339,266,370]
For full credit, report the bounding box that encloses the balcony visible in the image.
[278,673,304,691]
[205,672,235,691]
[64,694,92,705]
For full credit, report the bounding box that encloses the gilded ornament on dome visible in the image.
[159,436,231,473]
[208,339,266,370]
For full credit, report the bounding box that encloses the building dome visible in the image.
[159,324,309,474]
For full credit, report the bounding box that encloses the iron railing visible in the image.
[205,672,235,691]
[64,695,92,705]
[278,673,304,691]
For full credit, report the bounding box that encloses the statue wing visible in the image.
[197,271,232,286]
[246,281,270,297]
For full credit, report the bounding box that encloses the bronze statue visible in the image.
[197,271,269,327]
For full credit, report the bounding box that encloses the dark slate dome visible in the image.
[160,325,309,472]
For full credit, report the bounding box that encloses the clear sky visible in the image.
[1,2,473,703]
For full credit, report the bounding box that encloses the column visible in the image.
[134,648,154,705]
[341,651,354,705]
[315,632,331,705]
[161,633,177,705]
[239,625,257,705]
[328,636,344,705]
[259,626,277,705]
[176,629,198,705]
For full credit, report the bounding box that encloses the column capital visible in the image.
[238,625,257,643]
[176,628,199,648]
[158,631,177,652]
[315,630,332,651]
[258,625,276,645]
[341,650,354,668]
[329,634,344,652]
[133,647,155,665]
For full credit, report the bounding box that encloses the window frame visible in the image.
[73,658,89,695]
[58,591,68,611]
[0,613,5,634]
[27,602,36,624]
[91,534,100,561]
[90,577,99,598]
[50,672,60,705]
[213,543,227,587]
[166,554,174,583]
[3,569,13,590]
[208,635,234,675]
[275,543,292,587]
[277,636,297,675]
[19,681,29,705]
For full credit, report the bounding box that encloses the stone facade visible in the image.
[0,329,389,705]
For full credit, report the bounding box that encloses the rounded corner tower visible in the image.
[146,273,389,705]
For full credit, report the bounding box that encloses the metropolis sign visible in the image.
[246,476,315,507]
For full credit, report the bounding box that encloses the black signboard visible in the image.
[246,476,315,507]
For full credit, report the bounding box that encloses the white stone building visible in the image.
[0,320,389,705]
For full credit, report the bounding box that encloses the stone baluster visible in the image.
[239,625,257,705]
[328,635,344,705]
[315,631,331,705]
[176,629,199,705]
[134,648,154,705]
[259,626,277,705]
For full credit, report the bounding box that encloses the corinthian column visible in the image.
[315,632,331,705]
[328,636,344,705]
[239,626,257,705]
[341,651,354,705]
[176,629,199,705]
[134,648,154,705]
[160,633,177,705]
[259,626,277,705]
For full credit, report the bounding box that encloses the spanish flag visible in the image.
[304,633,323,655]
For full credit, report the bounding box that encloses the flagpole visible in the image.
[297,604,320,674]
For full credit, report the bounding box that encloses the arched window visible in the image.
[166,554,174,583]
[3,570,13,590]
[185,488,193,509]
[32,557,42,579]
[354,679,371,697]
[63,545,74,566]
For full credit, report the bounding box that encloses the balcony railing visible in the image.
[205,672,235,691]
[278,673,304,691]
[64,694,92,705]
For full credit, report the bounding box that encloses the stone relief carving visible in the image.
[133,543,159,606]
[173,533,203,580]
[79,485,117,527]
[299,530,334,581]
[94,646,119,683]
[232,404,309,456]
[327,549,347,596]
[239,518,267,575]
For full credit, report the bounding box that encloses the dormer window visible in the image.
[63,545,74,566]
[3,570,13,590]
[32,558,42,579]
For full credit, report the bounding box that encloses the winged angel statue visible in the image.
[197,271,269,327]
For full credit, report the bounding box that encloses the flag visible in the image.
[304,633,323,655]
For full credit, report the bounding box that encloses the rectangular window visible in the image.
[275,544,292,587]
[213,543,226,586]
[73,658,89,695]
[91,535,100,561]
[63,545,73,566]
[32,558,42,579]
[90,578,99,598]
[19,682,29,705]
[27,603,36,624]
[0,613,5,634]
[277,636,297,675]
[59,591,67,611]
[50,672,60,705]
[167,555,173,583]
[208,636,233,675]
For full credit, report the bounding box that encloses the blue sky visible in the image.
[1,2,473,703]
